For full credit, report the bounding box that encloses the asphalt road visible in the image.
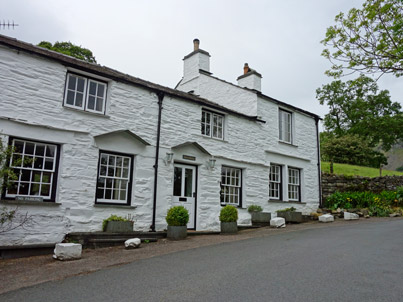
[2,220,403,302]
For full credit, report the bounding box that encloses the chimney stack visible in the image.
[182,39,211,81]
[237,63,262,92]
[193,39,200,51]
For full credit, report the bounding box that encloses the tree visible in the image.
[37,41,97,63]
[316,75,403,151]
[322,0,403,78]
[320,132,387,172]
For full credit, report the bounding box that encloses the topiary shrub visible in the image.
[276,207,296,213]
[247,205,263,213]
[166,206,189,226]
[219,205,238,222]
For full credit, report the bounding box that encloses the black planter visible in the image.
[105,221,133,233]
[277,211,303,223]
[167,225,187,240]
[220,222,238,234]
[251,212,271,226]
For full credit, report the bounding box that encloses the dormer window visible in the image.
[279,109,292,143]
[201,109,224,140]
[64,73,107,114]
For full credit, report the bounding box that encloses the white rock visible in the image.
[344,212,359,220]
[125,238,141,249]
[270,217,286,228]
[319,214,334,223]
[53,243,82,260]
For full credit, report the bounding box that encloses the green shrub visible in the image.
[247,205,263,213]
[166,206,189,226]
[276,207,296,213]
[219,205,238,222]
[102,214,130,231]
[325,190,402,217]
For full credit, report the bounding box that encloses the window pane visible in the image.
[42,172,51,183]
[97,84,105,97]
[19,182,29,195]
[31,171,41,182]
[106,178,113,188]
[30,183,40,196]
[12,154,22,167]
[34,157,44,169]
[173,167,182,196]
[105,189,112,199]
[21,169,31,181]
[122,168,129,178]
[44,158,54,170]
[77,78,85,92]
[68,75,77,90]
[96,188,104,199]
[25,143,35,155]
[184,168,193,197]
[96,97,103,112]
[108,156,115,166]
[88,96,95,110]
[35,145,45,156]
[107,167,114,177]
[7,182,18,195]
[101,154,108,165]
[14,141,24,153]
[66,91,75,105]
[100,165,107,176]
[75,92,84,107]
[120,190,127,201]
[89,81,97,95]
[46,145,56,157]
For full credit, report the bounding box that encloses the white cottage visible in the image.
[0,35,321,246]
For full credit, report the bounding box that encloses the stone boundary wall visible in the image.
[321,173,403,201]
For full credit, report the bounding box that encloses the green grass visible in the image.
[321,162,403,177]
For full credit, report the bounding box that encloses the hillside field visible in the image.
[321,162,403,177]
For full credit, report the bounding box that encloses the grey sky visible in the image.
[1,0,402,121]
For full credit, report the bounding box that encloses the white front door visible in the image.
[173,163,196,229]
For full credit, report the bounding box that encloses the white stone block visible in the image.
[319,214,334,223]
[270,217,286,228]
[344,212,359,220]
[53,243,82,260]
[125,238,141,249]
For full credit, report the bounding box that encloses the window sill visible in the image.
[0,200,61,206]
[268,200,306,205]
[94,203,137,209]
[63,106,110,118]
[278,140,298,147]
[196,134,229,143]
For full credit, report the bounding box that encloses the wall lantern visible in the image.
[209,157,216,169]
[164,152,174,165]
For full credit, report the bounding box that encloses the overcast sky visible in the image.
[1,0,402,121]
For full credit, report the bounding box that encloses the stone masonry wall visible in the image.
[321,173,403,201]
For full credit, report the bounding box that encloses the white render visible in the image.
[125,238,141,249]
[319,214,334,223]
[270,217,286,228]
[344,212,359,220]
[237,73,262,92]
[53,243,82,260]
[0,37,320,247]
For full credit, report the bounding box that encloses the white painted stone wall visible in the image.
[0,42,320,246]
[237,73,262,92]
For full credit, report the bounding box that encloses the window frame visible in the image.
[95,150,134,206]
[2,137,61,202]
[269,164,282,200]
[201,109,224,140]
[220,166,242,207]
[63,72,108,114]
[279,109,293,143]
[288,167,301,202]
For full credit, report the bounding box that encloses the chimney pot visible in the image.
[193,39,200,51]
[244,63,249,75]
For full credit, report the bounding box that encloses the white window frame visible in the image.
[64,73,107,114]
[201,109,224,140]
[279,109,292,143]
[96,152,133,205]
[220,166,242,207]
[288,167,300,202]
[269,164,282,200]
[5,138,59,201]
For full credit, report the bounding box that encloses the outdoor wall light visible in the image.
[164,152,174,165]
[208,157,216,169]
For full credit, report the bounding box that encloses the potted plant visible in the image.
[166,206,189,240]
[248,205,271,226]
[102,214,134,232]
[219,205,238,234]
[276,207,302,223]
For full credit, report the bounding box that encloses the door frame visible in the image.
[173,162,198,230]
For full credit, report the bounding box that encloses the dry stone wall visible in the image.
[321,173,403,201]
